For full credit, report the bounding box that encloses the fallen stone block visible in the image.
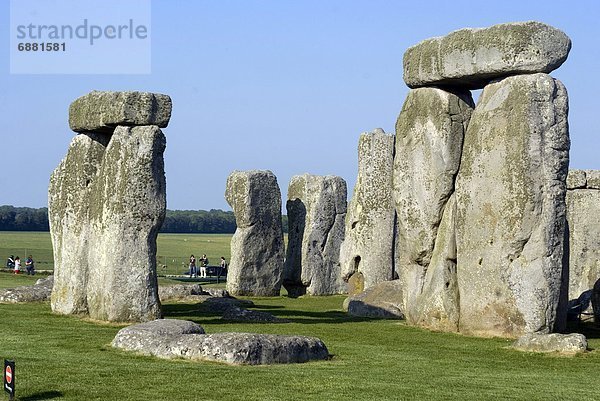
[512,333,587,354]
[112,319,328,365]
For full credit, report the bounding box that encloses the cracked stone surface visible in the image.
[393,87,473,325]
[225,170,284,296]
[284,174,347,296]
[112,319,329,365]
[403,21,571,89]
[339,129,396,293]
[455,73,569,337]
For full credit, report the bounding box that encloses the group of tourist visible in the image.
[188,254,227,279]
[5,255,35,275]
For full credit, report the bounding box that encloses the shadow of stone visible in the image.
[20,391,63,401]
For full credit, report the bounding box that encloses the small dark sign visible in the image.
[3,360,15,399]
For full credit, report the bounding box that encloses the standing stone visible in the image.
[49,133,109,315]
[393,87,473,323]
[284,174,347,296]
[86,126,166,322]
[411,194,460,331]
[225,170,284,296]
[403,21,571,89]
[455,73,569,337]
[340,129,395,293]
[50,90,171,323]
[566,170,600,300]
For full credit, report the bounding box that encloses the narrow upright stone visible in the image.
[566,170,600,300]
[393,87,473,324]
[284,174,347,296]
[69,91,172,133]
[86,126,166,322]
[455,73,569,337]
[225,170,284,296]
[340,129,395,293]
[403,21,571,89]
[49,132,109,315]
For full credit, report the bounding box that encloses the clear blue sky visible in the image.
[1,0,598,211]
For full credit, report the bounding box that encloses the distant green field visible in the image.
[0,232,234,275]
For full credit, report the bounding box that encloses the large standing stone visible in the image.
[393,87,473,324]
[86,126,166,322]
[69,91,172,133]
[49,133,109,315]
[340,129,395,293]
[455,73,569,337]
[50,90,171,323]
[403,21,571,89]
[566,170,600,300]
[284,174,347,296]
[225,170,284,296]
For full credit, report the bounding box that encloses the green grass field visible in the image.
[2,232,600,400]
[1,278,600,401]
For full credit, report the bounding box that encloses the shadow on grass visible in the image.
[565,320,600,340]
[163,303,382,325]
[20,391,63,400]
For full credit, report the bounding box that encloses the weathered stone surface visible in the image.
[49,133,109,315]
[86,125,166,322]
[222,306,290,323]
[455,73,569,337]
[404,21,571,89]
[566,186,600,301]
[410,194,460,332]
[0,275,53,303]
[586,170,600,189]
[201,297,255,312]
[340,129,395,292]
[393,87,473,323]
[513,333,587,354]
[566,170,586,189]
[225,170,284,296]
[343,280,404,319]
[112,319,329,365]
[284,174,347,296]
[347,271,365,296]
[158,284,204,301]
[69,91,172,133]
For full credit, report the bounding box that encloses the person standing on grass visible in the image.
[219,256,227,278]
[14,256,21,274]
[189,254,197,278]
[200,254,208,278]
[25,255,35,275]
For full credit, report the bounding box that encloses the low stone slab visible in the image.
[112,319,328,365]
[158,284,204,301]
[403,21,571,89]
[222,306,290,323]
[0,275,53,303]
[343,280,404,319]
[69,91,172,133]
[512,333,587,354]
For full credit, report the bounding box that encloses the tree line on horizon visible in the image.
[0,205,289,234]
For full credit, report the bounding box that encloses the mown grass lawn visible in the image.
[1,271,600,401]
